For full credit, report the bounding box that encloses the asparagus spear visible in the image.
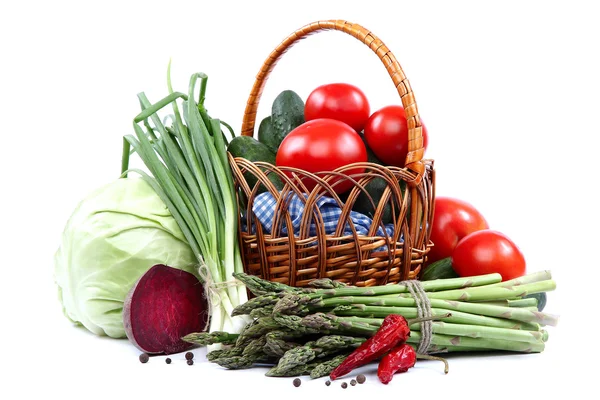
[211,354,270,369]
[308,278,351,289]
[210,336,276,369]
[232,272,304,296]
[272,313,322,335]
[235,316,281,346]
[207,346,243,361]
[232,271,503,298]
[309,353,350,378]
[242,335,268,357]
[266,353,351,378]
[265,353,350,377]
[182,331,240,346]
[263,330,304,357]
[477,298,538,308]
[300,294,558,326]
[418,321,549,344]
[332,305,545,330]
[250,305,276,319]
[270,335,364,375]
[484,270,552,288]
[300,312,377,337]
[418,280,557,302]
[231,294,280,316]
[306,273,504,299]
[407,331,545,353]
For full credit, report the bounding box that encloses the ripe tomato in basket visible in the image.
[364,105,429,168]
[427,197,489,265]
[451,230,526,281]
[304,83,371,133]
[275,118,367,194]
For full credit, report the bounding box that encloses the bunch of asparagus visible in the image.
[183,271,558,378]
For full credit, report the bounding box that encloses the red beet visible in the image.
[123,264,208,355]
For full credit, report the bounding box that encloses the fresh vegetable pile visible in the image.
[52,21,559,387]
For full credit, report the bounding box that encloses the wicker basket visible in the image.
[228,20,435,288]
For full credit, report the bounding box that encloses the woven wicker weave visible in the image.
[228,20,435,287]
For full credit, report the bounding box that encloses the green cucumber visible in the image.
[268,90,305,150]
[257,116,279,154]
[421,257,459,281]
[352,135,404,224]
[227,135,283,193]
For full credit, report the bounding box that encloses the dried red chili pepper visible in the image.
[378,344,450,384]
[329,314,408,380]
[377,343,416,384]
[329,313,450,380]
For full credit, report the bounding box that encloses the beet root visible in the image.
[123,264,208,355]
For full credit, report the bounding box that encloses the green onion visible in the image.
[121,63,249,337]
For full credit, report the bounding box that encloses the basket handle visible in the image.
[240,19,426,178]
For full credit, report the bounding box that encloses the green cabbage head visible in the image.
[54,177,199,338]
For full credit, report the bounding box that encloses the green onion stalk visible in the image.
[120,64,249,338]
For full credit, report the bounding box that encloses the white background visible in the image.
[1,0,597,398]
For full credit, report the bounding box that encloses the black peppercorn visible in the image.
[356,374,366,384]
[341,382,348,389]
[350,379,357,386]
[139,353,149,363]
[165,358,172,364]
[187,359,194,366]
[325,380,331,386]
[185,352,194,360]
[293,378,301,387]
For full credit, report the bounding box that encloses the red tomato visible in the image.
[427,197,489,264]
[275,118,367,194]
[451,230,526,281]
[363,105,429,167]
[304,83,371,133]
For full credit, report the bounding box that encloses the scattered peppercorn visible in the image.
[293,378,301,387]
[356,374,366,384]
[341,382,348,389]
[187,359,194,366]
[350,379,357,386]
[139,353,149,364]
[165,358,172,364]
[325,380,331,386]
[185,352,194,360]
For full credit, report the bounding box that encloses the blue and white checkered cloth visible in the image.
[250,191,397,240]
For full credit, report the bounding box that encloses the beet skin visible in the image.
[123,264,208,355]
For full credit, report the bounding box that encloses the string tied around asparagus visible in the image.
[401,279,436,354]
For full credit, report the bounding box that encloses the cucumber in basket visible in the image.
[258,90,305,153]
[227,135,283,193]
[257,116,278,153]
[352,135,406,225]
